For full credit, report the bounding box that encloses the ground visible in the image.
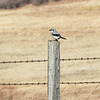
[0,0,100,99]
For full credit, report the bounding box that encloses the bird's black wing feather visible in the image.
[52,33,60,36]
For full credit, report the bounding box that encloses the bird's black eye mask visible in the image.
[49,29,54,31]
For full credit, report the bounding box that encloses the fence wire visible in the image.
[0,57,100,64]
[0,82,47,85]
[0,81,100,85]
[0,59,48,64]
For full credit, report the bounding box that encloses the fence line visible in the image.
[0,59,48,64]
[60,57,100,61]
[60,81,100,84]
[0,57,100,64]
[0,82,47,85]
[0,81,100,85]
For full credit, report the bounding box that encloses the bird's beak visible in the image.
[49,29,51,31]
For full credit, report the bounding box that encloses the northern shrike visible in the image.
[49,28,66,41]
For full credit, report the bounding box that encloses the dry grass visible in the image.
[0,0,100,99]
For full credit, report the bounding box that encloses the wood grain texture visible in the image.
[48,40,60,100]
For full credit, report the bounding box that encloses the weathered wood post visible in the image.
[48,40,60,100]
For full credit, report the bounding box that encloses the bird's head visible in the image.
[49,28,57,32]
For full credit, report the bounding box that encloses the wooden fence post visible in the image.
[48,40,60,100]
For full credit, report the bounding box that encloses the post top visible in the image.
[48,40,60,43]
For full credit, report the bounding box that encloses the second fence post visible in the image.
[48,40,60,100]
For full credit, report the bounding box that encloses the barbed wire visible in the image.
[60,81,100,84]
[0,82,47,85]
[60,57,100,61]
[0,59,48,64]
[0,57,100,64]
[0,81,100,85]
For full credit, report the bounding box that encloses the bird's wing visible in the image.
[52,34,60,36]
[52,32,61,36]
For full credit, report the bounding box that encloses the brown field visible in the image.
[0,0,100,99]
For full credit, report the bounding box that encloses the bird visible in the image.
[49,28,66,41]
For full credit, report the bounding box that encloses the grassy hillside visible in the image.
[0,0,100,99]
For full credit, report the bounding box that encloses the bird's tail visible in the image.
[60,36,66,40]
